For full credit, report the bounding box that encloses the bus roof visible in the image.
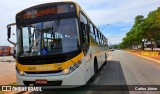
[16,1,107,40]
[16,1,78,17]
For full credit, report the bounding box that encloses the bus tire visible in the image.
[90,57,98,82]
[94,57,98,74]
[104,53,107,64]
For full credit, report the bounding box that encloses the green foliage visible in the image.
[120,7,160,50]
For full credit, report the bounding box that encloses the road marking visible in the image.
[93,76,101,84]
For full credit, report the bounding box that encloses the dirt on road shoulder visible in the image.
[127,50,160,61]
[0,56,16,85]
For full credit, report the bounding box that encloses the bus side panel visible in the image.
[97,46,107,68]
[63,60,86,85]
[84,54,94,82]
[84,45,97,82]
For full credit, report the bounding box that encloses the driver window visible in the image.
[80,12,89,44]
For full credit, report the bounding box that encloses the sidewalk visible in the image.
[0,56,15,62]
[0,56,16,85]
[127,50,160,64]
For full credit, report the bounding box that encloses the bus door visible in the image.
[80,12,91,81]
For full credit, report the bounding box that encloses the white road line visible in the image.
[93,76,101,84]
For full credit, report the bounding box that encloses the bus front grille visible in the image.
[25,70,63,74]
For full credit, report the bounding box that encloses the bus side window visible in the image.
[99,33,102,45]
[80,12,89,44]
[95,28,99,44]
[90,24,96,44]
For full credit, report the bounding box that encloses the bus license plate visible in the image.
[36,79,47,84]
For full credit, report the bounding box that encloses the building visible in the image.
[0,46,11,56]
[144,41,160,48]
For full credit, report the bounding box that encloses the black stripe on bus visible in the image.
[17,50,81,65]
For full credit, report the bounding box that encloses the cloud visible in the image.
[0,0,160,45]
[85,0,160,25]
[105,32,127,44]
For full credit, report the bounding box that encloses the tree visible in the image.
[140,8,160,50]
[120,15,144,49]
[120,7,160,50]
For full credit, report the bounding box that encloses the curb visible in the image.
[127,51,160,64]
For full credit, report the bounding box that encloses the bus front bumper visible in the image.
[16,67,86,88]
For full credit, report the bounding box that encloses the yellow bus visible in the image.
[7,1,108,87]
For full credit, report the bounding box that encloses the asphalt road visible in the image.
[20,50,160,94]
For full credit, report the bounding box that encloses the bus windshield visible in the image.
[18,18,80,57]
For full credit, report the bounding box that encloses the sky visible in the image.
[0,0,160,46]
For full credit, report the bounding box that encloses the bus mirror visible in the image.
[7,27,11,39]
[7,23,16,45]
[7,23,16,39]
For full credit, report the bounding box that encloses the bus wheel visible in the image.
[94,57,98,74]
[104,53,107,64]
[90,57,98,82]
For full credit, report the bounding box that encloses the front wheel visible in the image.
[94,58,98,74]
[90,58,98,82]
[104,53,107,64]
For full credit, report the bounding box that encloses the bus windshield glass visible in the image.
[18,18,80,57]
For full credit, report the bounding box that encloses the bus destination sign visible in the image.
[19,4,75,19]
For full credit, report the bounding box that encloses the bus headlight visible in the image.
[63,60,82,75]
[19,71,25,76]
[16,68,25,76]
[63,69,70,74]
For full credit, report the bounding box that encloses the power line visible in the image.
[101,24,109,31]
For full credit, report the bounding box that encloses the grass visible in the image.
[0,91,4,94]
[8,82,16,85]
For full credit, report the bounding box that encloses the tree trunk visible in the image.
[142,42,144,50]
[134,45,136,50]
[130,45,132,49]
[151,40,153,51]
